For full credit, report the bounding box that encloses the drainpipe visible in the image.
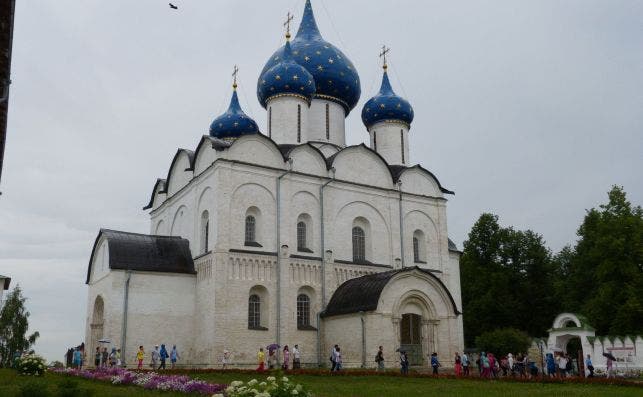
[120,270,132,367]
[398,181,405,268]
[319,168,335,307]
[276,159,293,363]
[360,312,366,368]
[316,169,335,367]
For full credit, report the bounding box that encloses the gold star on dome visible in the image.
[234,122,239,127]
[315,50,321,55]
[317,65,324,71]
[340,71,345,77]
[275,75,281,80]
[380,104,386,109]
[337,54,342,59]
[328,58,334,64]
[365,108,370,113]
[328,80,333,85]
[308,80,313,85]
[293,75,299,80]
[396,103,401,109]
[274,56,280,61]
[218,123,223,127]
[293,50,299,55]
[300,86,305,90]
[304,56,310,62]
[323,45,329,49]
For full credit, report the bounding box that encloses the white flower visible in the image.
[282,376,289,383]
[231,380,244,387]
[212,394,224,397]
[259,382,267,387]
[292,390,299,395]
[248,379,258,386]
[266,376,276,382]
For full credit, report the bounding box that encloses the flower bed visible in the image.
[50,367,226,395]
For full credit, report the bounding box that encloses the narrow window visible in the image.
[373,131,377,151]
[400,129,405,163]
[268,107,272,138]
[325,103,330,140]
[248,294,261,328]
[297,294,311,328]
[297,221,307,251]
[245,215,256,243]
[352,226,366,262]
[413,237,420,263]
[297,104,301,143]
[204,221,209,253]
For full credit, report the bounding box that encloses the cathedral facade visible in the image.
[85,0,464,368]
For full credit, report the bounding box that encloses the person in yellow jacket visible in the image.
[257,347,266,371]
[136,346,145,370]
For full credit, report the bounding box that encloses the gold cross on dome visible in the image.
[379,45,390,70]
[232,65,239,89]
[284,12,294,39]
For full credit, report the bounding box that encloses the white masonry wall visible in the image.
[267,96,310,145]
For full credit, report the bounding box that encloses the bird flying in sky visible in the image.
[169,3,178,10]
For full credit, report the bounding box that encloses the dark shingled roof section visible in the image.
[86,229,195,284]
[448,238,459,252]
[321,266,461,318]
[1,275,10,290]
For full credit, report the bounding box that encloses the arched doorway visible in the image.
[400,313,423,365]
[90,296,104,364]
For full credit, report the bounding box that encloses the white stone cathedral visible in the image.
[85,0,464,368]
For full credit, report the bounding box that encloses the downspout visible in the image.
[398,181,405,268]
[360,312,366,368]
[276,159,293,364]
[317,169,335,367]
[120,270,132,367]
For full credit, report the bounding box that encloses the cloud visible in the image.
[1,0,641,361]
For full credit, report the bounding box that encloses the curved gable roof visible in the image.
[327,144,397,187]
[143,178,166,210]
[86,229,195,284]
[164,148,195,194]
[321,266,461,318]
[226,133,289,164]
[390,164,454,195]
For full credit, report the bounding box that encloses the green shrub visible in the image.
[57,378,93,397]
[19,379,51,397]
[474,327,531,356]
[17,355,47,376]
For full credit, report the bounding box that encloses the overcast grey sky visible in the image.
[1,0,641,362]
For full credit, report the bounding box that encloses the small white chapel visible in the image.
[84,0,464,368]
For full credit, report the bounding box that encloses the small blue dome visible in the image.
[258,0,360,114]
[209,89,259,140]
[257,40,316,109]
[361,70,414,129]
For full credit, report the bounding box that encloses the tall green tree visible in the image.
[0,286,40,367]
[461,214,559,346]
[563,186,643,335]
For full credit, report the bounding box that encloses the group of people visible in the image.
[93,346,122,368]
[136,344,181,370]
[64,343,85,369]
[256,344,302,371]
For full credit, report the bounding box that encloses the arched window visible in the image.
[245,215,256,244]
[297,104,302,143]
[297,294,311,328]
[297,221,307,251]
[248,294,261,329]
[201,210,210,254]
[352,226,366,262]
[413,230,426,263]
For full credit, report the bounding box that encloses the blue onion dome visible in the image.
[257,40,316,109]
[258,0,361,114]
[209,87,259,141]
[361,69,414,129]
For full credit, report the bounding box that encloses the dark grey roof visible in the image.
[321,266,460,318]
[86,229,195,284]
[0,275,10,290]
[448,238,460,252]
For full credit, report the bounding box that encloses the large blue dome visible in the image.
[258,0,360,114]
[362,70,414,129]
[210,89,259,140]
[257,40,316,109]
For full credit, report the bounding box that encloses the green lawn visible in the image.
[1,369,640,397]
